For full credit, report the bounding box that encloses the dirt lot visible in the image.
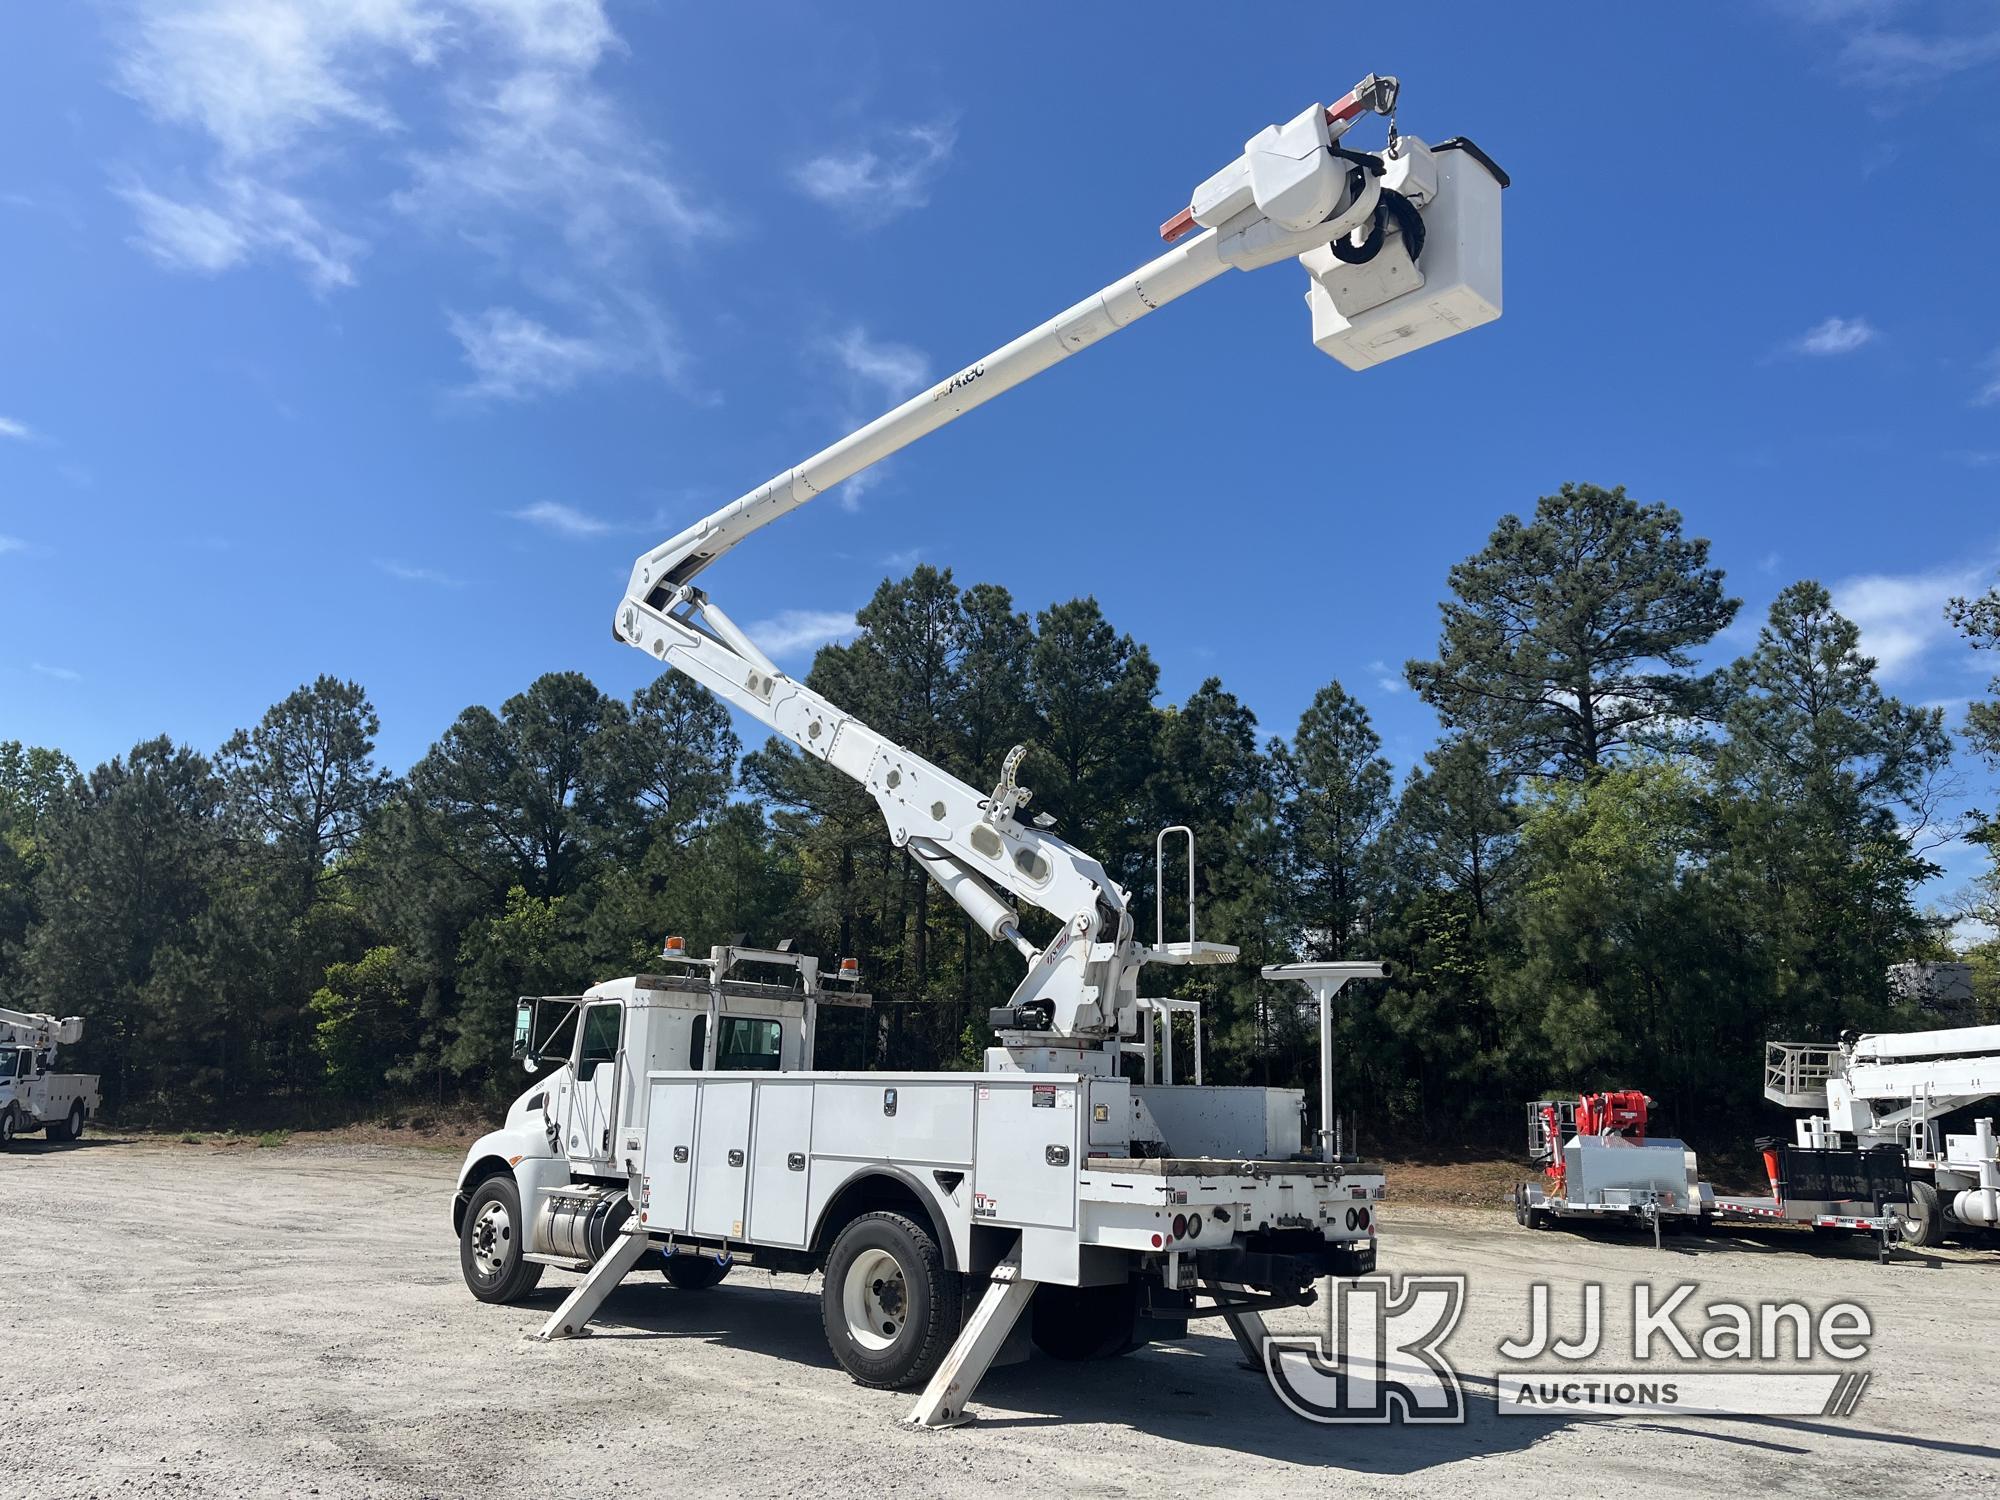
[6,1136,1997,1499]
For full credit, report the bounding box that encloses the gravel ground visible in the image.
[6,1136,1997,1499]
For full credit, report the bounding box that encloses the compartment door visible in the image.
[972,1080,1079,1230]
[691,1081,754,1238]
[643,1079,700,1233]
[746,1083,814,1247]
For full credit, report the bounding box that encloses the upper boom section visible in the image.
[622,77,1505,609]
[611,76,1505,1045]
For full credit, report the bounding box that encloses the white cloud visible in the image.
[826,326,930,403]
[396,50,721,264]
[375,557,465,587]
[120,175,362,291]
[1790,315,1878,356]
[507,499,613,538]
[114,1,447,160]
[30,663,81,682]
[1367,659,1404,694]
[1775,1,2000,88]
[881,547,923,570]
[1832,559,1991,682]
[0,416,34,441]
[0,535,26,554]
[790,120,957,226]
[1974,350,2000,407]
[111,1,718,359]
[449,306,620,398]
[1836,25,2000,86]
[747,607,861,657]
[811,327,933,512]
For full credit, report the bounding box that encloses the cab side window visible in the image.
[716,1017,783,1072]
[578,1004,621,1081]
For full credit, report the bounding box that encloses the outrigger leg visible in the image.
[534,1228,652,1341]
[904,1244,1037,1429]
[1206,1278,1275,1372]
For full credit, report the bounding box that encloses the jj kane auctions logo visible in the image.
[1263,1276,1874,1423]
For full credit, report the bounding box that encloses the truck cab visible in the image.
[452,946,869,1300]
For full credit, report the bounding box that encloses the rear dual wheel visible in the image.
[46,1100,84,1143]
[662,1253,730,1290]
[1031,1282,1143,1361]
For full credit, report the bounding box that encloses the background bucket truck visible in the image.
[0,1005,98,1147]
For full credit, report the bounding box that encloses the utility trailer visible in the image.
[455,946,1386,1423]
[1513,1093,1709,1245]
[0,1006,98,1147]
[1703,1138,1909,1260]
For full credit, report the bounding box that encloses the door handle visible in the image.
[787,1152,806,1172]
[727,1149,745,1168]
[673,1146,689,1163]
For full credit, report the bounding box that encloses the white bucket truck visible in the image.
[451,69,1506,1424]
[0,1006,99,1146]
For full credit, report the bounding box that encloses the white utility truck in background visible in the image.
[1766,1025,2000,1246]
[0,1005,98,1147]
[454,72,1508,1426]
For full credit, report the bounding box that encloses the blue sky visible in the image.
[2,3,1997,910]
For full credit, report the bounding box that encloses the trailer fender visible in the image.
[809,1165,964,1272]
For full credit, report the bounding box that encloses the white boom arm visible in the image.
[614,77,1502,1050]
[0,1006,84,1048]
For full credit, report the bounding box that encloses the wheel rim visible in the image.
[69,1104,83,1137]
[841,1246,908,1352]
[1,1112,14,1143]
[470,1198,514,1280]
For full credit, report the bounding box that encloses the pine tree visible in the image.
[1408,483,1738,778]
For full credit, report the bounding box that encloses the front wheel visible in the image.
[820,1212,959,1390]
[0,1106,18,1148]
[459,1175,545,1304]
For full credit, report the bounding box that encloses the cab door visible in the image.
[565,1001,623,1165]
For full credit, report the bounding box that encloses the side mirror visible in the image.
[523,1057,539,1075]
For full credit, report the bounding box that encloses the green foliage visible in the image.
[1272,682,1393,956]
[1407,483,1738,778]
[1709,581,1951,1038]
[5,499,1987,1141]
[1949,576,2000,842]
[311,946,420,1096]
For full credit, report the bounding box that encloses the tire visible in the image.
[0,1106,17,1148]
[820,1211,959,1390]
[47,1100,84,1143]
[662,1253,731,1290]
[1898,1180,1944,1248]
[459,1175,545,1304]
[1031,1282,1141,1361]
